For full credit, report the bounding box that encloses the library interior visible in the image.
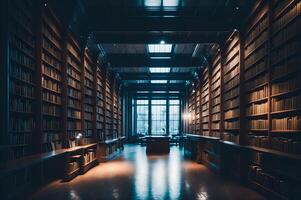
[0,0,301,200]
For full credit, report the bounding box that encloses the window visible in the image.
[151,80,167,84]
[136,100,149,136]
[148,44,173,53]
[151,100,167,135]
[169,100,180,135]
[134,98,181,136]
[149,67,170,73]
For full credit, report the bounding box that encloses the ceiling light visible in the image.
[148,44,173,53]
[149,67,170,73]
[151,80,168,84]
[160,40,165,44]
[150,56,171,59]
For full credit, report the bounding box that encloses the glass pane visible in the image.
[169,104,180,135]
[151,100,166,135]
[136,100,149,135]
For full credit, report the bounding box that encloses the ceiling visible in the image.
[52,0,254,97]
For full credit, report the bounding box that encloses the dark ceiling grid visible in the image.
[52,0,254,94]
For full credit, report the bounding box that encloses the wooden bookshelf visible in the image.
[210,47,222,139]
[244,1,270,148]
[195,83,201,135]
[8,0,36,160]
[40,4,63,152]
[201,67,210,136]
[65,32,83,144]
[83,50,95,139]
[188,86,196,134]
[105,72,114,139]
[222,31,241,144]
[96,64,105,141]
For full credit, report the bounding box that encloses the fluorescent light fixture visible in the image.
[149,67,170,73]
[163,0,179,6]
[151,80,168,84]
[150,56,171,59]
[144,0,161,6]
[148,44,173,53]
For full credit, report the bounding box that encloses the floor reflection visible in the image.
[30,145,265,200]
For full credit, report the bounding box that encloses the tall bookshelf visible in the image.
[66,33,83,144]
[83,50,95,139]
[188,87,196,134]
[105,72,113,139]
[113,79,118,137]
[244,1,270,148]
[210,48,222,139]
[201,68,210,136]
[96,64,105,141]
[269,0,301,151]
[117,86,123,137]
[222,31,241,144]
[8,0,36,159]
[40,5,64,151]
[195,83,201,135]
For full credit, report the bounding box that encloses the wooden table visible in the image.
[144,136,170,154]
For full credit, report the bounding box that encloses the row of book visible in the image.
[42,64,61,81]
[224,98,239,110]
[42,52,61,70]
[43,91,61,104]
[272,116,301,130]
[224,121,239,130]
[246,86,268,102]
[67,88,81,99]
[271,75,300,95]
[10,118,35,132]
[11,99,33,113]
[247,135,301,155]
[224,108,239,119]
[271,0,301,34]
[271,35,301,66]
[212,105,220,114]
[67,67,81,81]
[42,77,61,93]
[245,73,268,92]
[245,59,267,80]
[224,86,239,101]
[245,30,268,58]
[42,38,61,60]
[224,75,239,92]
[43,118,61,130]
[224,64,239,83]
[43,104,60,116]
[271,55,300,80]
[271,10,301,49]
[246,102,268,115]
[245,46,267,70]
[67,110,81,119]
[244,8,268,46]
[10,47,35,69]
[7,133,31,145]
[68,78,81,90]
[271,95,301,112]
[247,119,268,130]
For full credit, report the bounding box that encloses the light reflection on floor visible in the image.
[30,145,265,200]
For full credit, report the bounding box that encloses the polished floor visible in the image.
[30,145,265,200]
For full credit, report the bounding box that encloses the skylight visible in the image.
[149,67,170,73]
[144,0,161,6]
[148,44,173,53]
[151,80,168,84]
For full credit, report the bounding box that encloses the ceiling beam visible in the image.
[92,32,224,44]
[126,83,185,91]
[119,72,193,80]
[88,17,236,32]
[108,54,204,68]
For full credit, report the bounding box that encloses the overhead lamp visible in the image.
[160,40,165,44]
